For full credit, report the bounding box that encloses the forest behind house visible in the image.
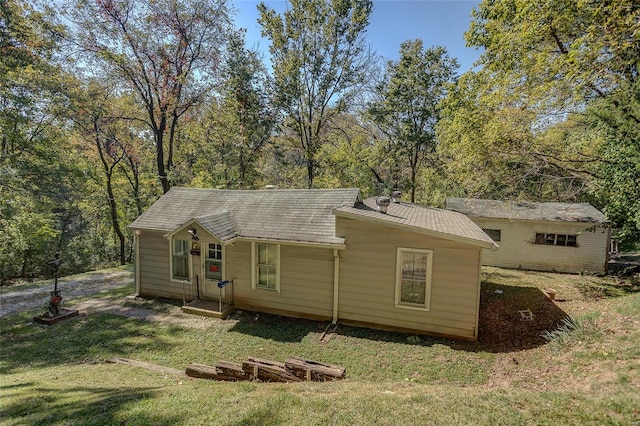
[1,0,639,283]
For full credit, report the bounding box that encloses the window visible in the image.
[482,228,502,242]
[251,243,280,292]
[395,248,433,310]
[534,233,577,247]
[205,243,223,280]
[171,239,189,280]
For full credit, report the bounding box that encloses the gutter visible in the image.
[332,249,340,325]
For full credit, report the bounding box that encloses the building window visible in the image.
[251,243,280,292]
[172,239,189,280]
[535,233,577,247]
[395,248,433,310]
[482,228,502,242]
[205,243,223,280]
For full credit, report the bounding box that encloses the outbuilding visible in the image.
[445,197,610,274]
[130,188,497,340]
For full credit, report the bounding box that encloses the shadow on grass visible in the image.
[0,313,179,374]
[576,277,640,299]
[227,282,570,354]
[0,384,177,425]
[228,311,328,343]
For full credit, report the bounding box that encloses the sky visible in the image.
[232,0,482,73]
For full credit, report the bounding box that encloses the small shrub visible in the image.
[541,312,602,351]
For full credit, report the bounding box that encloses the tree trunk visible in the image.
[106,172,126,265]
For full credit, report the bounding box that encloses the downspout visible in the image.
[134,230,141,296]
[332,249,340,325]
[604,225,611,273]
[474,247,482,340]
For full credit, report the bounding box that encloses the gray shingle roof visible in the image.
[130,187,362,245]
[334,198,498,249]
[194,212,236,242]
[445,198,607,224]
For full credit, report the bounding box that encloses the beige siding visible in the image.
[137,230,185,299]
[474,218,609,273]
[225,242,335,319]
[336,217,482,339]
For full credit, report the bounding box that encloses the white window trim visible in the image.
[170,238,191,282]
[251,242,281,293]
[394,247,433,311]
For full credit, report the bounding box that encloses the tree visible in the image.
[437,71,596,202]
[466,0,639,110]
[68,0,233,193]
[203,29,276,189]
[71,82,136,265]
[367,40,457,202]
[462,0,640,244]
[0,0,88,281]
[587,81,640,245]
[258,0,373,188]
[314,112,379,195]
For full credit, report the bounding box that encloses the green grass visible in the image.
[1,267,639,425]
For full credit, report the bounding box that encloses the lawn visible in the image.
[1,267,639,425]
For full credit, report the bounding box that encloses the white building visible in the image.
[445,198,610,274]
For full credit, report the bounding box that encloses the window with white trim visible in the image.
[172,239,189,280]
[395,248,433,310]
[252,243,280,291]
[205,243,223,280]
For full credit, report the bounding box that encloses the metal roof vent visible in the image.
[391,190,402,203]
[376,196,391,214]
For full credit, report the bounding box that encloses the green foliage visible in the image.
[183,29,276,189]
[541,313,602,352]
[367,40,457,202]
[586,81,640,245]
[314,114,379,195]
[258,0,373,188]
[437,0,640,243]
[467,0,640,109]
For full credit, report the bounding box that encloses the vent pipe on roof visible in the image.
[376,196,391,214]
[391,190,402,203]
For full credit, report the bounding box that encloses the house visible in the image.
[445,198,610,274]
[130,188,497,340]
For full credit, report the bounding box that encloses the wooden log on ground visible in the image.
[242,357,302,383]
[185,363,248,381]
[284,356,346,381]
[105,357,184,376]
[215,361,252,381]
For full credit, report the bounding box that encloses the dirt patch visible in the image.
[478,283,569,352]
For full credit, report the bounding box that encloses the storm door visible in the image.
[202,242,224,299]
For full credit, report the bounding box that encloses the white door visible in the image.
[202,242,224,299]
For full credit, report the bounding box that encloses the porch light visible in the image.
[188,228,199,240]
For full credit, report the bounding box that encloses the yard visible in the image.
[1,267,639,425]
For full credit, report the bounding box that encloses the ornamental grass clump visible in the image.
[541,312,602,351]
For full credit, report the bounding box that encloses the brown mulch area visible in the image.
[478,285,568,352]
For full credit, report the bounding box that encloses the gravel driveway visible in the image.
[0,269,134,318]
[0,268,218,329]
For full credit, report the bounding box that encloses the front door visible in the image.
[202,242,223,299]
